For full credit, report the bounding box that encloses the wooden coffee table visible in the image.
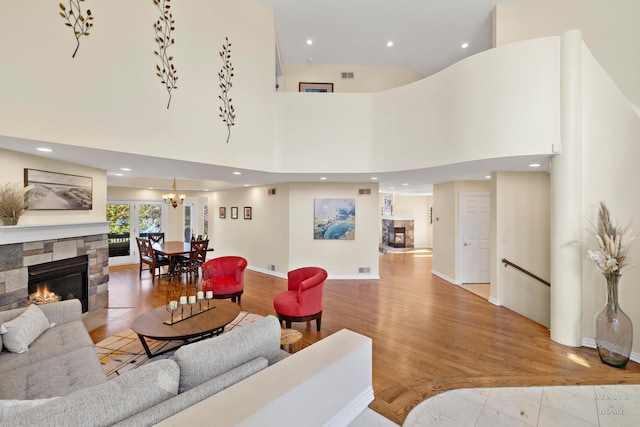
[131,300,241,358]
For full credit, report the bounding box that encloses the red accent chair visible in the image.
[200,256,247,303]
[273,267,327,331]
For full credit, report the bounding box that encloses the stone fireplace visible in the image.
[381,216,414,249]
[0,222,109,312]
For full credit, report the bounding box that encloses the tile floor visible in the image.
[402,384,640,427]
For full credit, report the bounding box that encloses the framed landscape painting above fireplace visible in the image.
[24,169,92,210]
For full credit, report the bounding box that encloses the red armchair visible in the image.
[200,256,247,303]
[273,267,328,331]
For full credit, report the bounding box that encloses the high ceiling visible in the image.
[263,0,523,77]
[1,0,545,196]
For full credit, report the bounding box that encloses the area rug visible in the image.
[94,311,263,379]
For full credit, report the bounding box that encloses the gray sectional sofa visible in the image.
[0,299,288,426]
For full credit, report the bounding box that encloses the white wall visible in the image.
[281,63,423,93]
[491,172,550,327]
[209,185,290,276]
[0,149,106,225]
[580,45,640,351]
[0,0,278,171]
[288,183,379,278]
[389,195,433,248]
[494,0,640,108]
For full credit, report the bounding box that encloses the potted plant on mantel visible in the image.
[0,182,31,226]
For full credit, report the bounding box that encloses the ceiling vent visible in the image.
[358,188,371,195]
[341,72,354,79]
[268,188,277,196]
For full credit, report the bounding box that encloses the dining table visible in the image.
[152,240,213,278]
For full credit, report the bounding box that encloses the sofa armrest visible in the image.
[37,300,82,326]
[2,359,180,427]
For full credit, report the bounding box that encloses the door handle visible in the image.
[463,242,470,246]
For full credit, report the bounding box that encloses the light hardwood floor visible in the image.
[89,248,640,425]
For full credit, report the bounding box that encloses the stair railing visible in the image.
[501,258,550,287]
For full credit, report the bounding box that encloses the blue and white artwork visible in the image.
[314,198,355,240]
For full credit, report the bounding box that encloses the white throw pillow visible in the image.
[0,397,59,421]
[0,305,54,353]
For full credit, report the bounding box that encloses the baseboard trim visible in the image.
[247,267,380,281]
[325,386,375,427]
[582,338,640,364]
[247,266,287,279]
[431,269,460,285]
[488,296,501,306]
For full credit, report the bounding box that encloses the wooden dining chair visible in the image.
[147,232,165,245]
[177,239,209,277]
[136,237,170,280]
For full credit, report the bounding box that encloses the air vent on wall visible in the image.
[341,72,354,79]
[358,267,371,274]
[358,188,371,195]
[268,188,277,196]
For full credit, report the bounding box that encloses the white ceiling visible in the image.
[1,0,547,196]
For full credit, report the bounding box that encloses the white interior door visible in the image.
[461,194,490,283]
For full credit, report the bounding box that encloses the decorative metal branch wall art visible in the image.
[58,0,94,58]
[218,37,235,143]
[153,0,178,109]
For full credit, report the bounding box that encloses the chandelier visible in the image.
[162,177,186,208]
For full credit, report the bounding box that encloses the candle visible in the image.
[206,291,213,299]
[179,296,188,305]
[189,295,197,304]
[169,300,178,310]
[197,291,204,300]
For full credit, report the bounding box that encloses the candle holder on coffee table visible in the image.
[164,280,215,325]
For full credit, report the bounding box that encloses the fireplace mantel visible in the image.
[0,222,109,245]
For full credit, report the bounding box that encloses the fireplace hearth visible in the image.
[28,255,89,313]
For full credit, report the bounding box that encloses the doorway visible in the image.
[107,201,165,265]
[460,193,490,284]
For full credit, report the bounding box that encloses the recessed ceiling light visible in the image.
[113,173,124,177]
[232,171,242,175]
[485,175,491,179]
[148,187,154,190]
[36,147,52,152]
[371,177,378,180]
[402,183,409,186]
[243,184,250,187]
[306,39,313,45]
[461,42,469,49]
[529,163,541,168]
[120,168,132,172]
[386,41,393,47]
[320,177,327,180]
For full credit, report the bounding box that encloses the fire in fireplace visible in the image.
[28,255,89,313]
[388,227,406,248]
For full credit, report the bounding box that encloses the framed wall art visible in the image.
[231,206,238,219]
[244,206,252,220]
[219,207,226,218]
[298,82,333,93]
[314,198,355,240]
[24,169,92,210]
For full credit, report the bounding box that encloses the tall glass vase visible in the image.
[595,274,633,368]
